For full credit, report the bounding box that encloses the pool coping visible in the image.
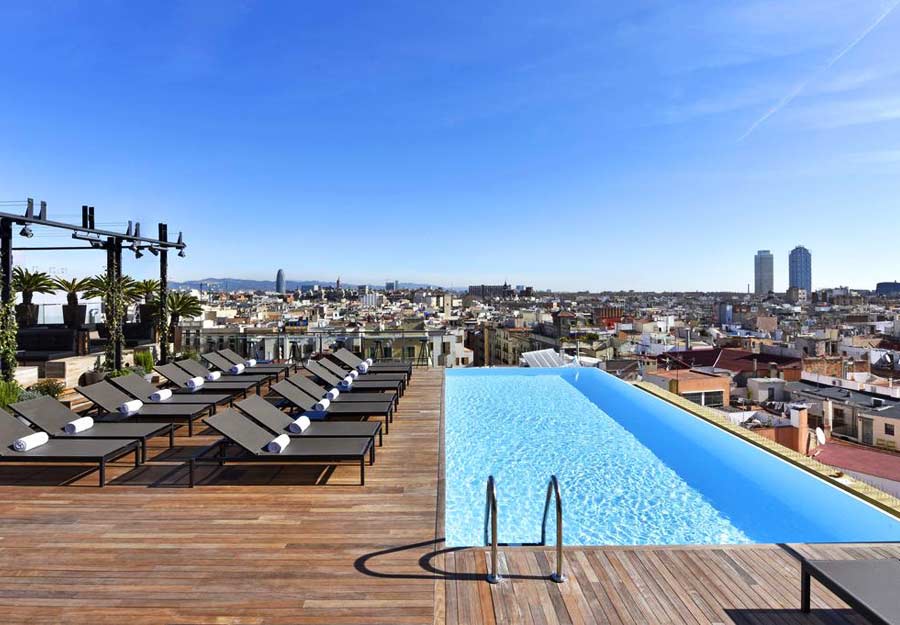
[635,380,900,519]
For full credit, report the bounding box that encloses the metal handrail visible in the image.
[483,475,501,584]
[540,475,567,583]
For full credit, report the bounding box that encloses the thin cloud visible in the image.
[738,0,900,141]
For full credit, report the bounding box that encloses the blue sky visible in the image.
[2,1,899,292]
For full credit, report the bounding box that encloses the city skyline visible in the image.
[3,2,900,291]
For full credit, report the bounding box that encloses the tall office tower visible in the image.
[275,269,285,294]
[789,245,812,293]
[754,250,774,295]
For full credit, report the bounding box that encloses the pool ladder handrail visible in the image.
[484,475,501,584]
[540,475,567,583]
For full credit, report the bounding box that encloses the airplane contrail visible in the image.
[738,0,900,142]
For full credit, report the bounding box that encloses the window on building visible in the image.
[406,346,415,359]
[682,392,703,405]
[703,391,725,408]
[886,423,895,436]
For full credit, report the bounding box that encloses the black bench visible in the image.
[801,558,900,624]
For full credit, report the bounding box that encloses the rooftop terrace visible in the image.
[0,368,895,624]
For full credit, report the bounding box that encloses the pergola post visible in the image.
[114,237,123,370]
[0,218,12,382]
[158,223,168,364]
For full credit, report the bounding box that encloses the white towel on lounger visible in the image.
[186,377,205,391]
[266,434,290,453]
[246,359,257,367]
[229,363,245,375]
[118,399,144,416]
[348,370,359,380]
[64,416,94,434]
[357,362,369,374]
[13,431,49,452]
[365,358,373,366]
[205,371,221,381]
[149,389,172,402]
[339,376,353,390]
[326,388,340,401]
[288,415,311,433]
[314,398,330,412]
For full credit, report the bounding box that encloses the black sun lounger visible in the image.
[201,352,289,382]
[76,380,213,437]
[190,408,373,486]
[236,395,382,452]
[316,357,407,391]
[332,347,412,379]
[219,348,296,375]
[269,380,394,434]
[801,559,900,624]
[155,363,257,398]
[0,408,140,486]
[110,373,232,408]
[10,395,175,463]
[305,360,404,397]
[175,358,271,389]
[287,374,397,408]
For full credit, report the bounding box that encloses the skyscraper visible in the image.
[788,245,812,293]
[275,269,285,294]
[754,250,773,295]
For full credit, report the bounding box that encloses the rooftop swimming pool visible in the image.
[444,367,900,547]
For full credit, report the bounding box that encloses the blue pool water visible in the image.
[444,368,900,547]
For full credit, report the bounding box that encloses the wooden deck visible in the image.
[0,368,445,624]
[1,367,899,624]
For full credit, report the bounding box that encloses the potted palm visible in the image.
[12,267,54,327]
[134,279,161,326]
[53,276,91,329]
[167,291,202,339]
[85,274,140,318]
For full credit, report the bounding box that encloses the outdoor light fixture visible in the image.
[134,248,143,259]
[147,246,160,256]
[125,221,133,237]
[19,225,33,238]
[38,201,47,221]
[178,248,186,258]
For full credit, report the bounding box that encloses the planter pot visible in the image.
[15,303,39,327]
[62,304,87,329]
[82,370,107,385]
[138,303,159,325]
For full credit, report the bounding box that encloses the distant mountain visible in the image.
[168,278,452,291]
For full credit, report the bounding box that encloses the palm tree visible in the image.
[12,267,54,325]
[84,274,141,304]
[52,276,91,308]
[134,279,161,303]
[167,291,202,334]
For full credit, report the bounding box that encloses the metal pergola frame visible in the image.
[0,199,188,376]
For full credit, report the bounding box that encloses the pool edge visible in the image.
[635,380,900,521]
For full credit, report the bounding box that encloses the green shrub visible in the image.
[133,350,155,372]
[0,380,21,408]
[17,389,42,402]
[129,366,147,377]
[29,378,65,399]
[106,369,134,379]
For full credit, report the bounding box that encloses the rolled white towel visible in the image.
[314,397,330,412]
[149,388,172,402]
[326,388,340,401]
[229,363,245,375]
[205,371,222,382]
[186,377,205,391]
[13,431,49,452]
[265,433,291,454]
[357,362,369,374]
[348,370,360,380]
[365,358,373,366]
[64,416,94,434]
[118,399,144,416]
[246,359,257,367]
[287,415,311,433]
[339,376,353,390]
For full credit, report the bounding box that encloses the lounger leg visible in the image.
[169,425,175,448]
[384,416,389,435]
[378,429,383,446]
[188,418,194,437]
[370,440,375,465]
[360,458,365,486]
[800,565,810,613]
[137,444,143,466]
[189,458,195,488]
[99,458,106,487]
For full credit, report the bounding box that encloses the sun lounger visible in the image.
[269,379,394,434]
[189,408,373,486]
[110,373,232,408]
[175,358,271,388]
[155,363,257,397]
[801,558,900,624]
[236,395,382,451]
[10,395,175,463]
[203,352,282,381]
[317,357,407,390]
[304,360,404,397]
[219,348,296,375]
[0,408,140,486]
[288,373,397,407]
[77,380,213,436]
[332,347,412,379]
